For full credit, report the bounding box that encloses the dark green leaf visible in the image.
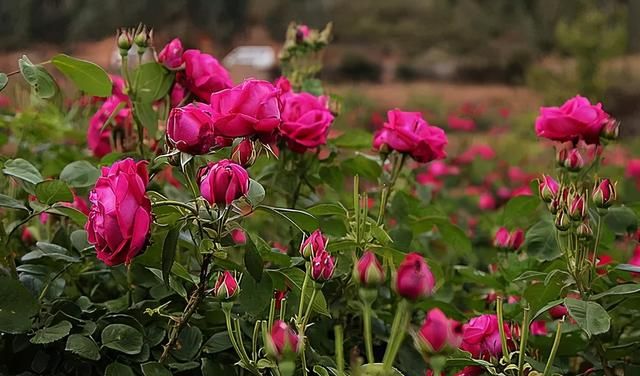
[141,362,172,376]
[0,194,28,211]
[591,284,640,300]
[101,323,143,354]
[411,216,471,254]
[307,203,348,217]
[524,218,561,261]
[203,332,233,353]
[257,205,318,232]
[162,227,180,288]
[51,54,111,96]
[0,275,40,333]
[106,362,135,376]
[564,298,610,337]
[135,62,173,102]
[244,235,264,281]
[65,334,100,360]
[340,154,382,181]
[35,180,73,205]
[604,206,638,235]
[502,195,540,226]
[170,326,202,361]
[332,130,373,149]
[31,320,72,344]
[524,278,564,316]
[19,56,58,98]
[46,206,87,226]
[133,100,158,136]
[275,268,330,317]
[616,264,640,273]
[3,158,43,185]
[60,161,100,188]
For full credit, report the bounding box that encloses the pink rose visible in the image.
[447,114,476,131]
[535,95,610,144]
[394,253,435,300]
[88,96,131,157]
[170,82,187,107]
[198,159,249,207]
[167,103,224,155]
[373,109,447,163]
[280,90,333,152]
[213,271,240,299]
[85,158,152,266]
[353,251,385,287]
[461,314,510,358]
[266,320,300,359]
[182,49,233,102]
[209,79,281,139]
[310,249,336,282]
[158,38,184,69]
[417,308,463,353]
[300,229,327,260]
[529,321,548,336]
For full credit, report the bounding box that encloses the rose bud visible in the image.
[548,304,568,320]
[564,149,584,172]
[274,289,288,310]
[198,159,250,207]
[300,229,327,260]
[265,320,300,360]
[231,228,247,245]
[555,147,568,168]
[539,175,559,203]
[310,250,336,283]
[416,308,461,354]
[213,271,239,300]
[116,28,133,54]
[592,178,616,209]
[85,158,152,266]
[353,251,385,287]
[231,138,257,167]
[509,229,525,251]
[601,118,620,140]
[394,253,435,300]
[493,227,511,249]
[555,210,570,231]
[158,38,184,69]
[167,103,221,155]
[529,321,548,336]
[548,197,562,215]
[567,192,587,221]
[576,221,593,240]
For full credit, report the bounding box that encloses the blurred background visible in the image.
[0,0,638,131]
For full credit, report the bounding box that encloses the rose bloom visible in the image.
[167,103,223,155]
[373,109,447,163]
[280,83,334,153]
[447,114,476,131]
[460,314,511,358]
[535,95,610,144]
[88,96,131,158]
[158,38,184,69]
[182,49,233,102]
[394,253,435,300]
[209,79,281,140]
[85,158,152,266]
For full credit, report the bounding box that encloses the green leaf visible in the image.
[411,216,471,254]
[106,362,135,376]
[19,56,58,98]
[300,78,323,95]
[31,320,72,344]
[524,218,561,261]
[46,206,87,226]
[246,179,266,207]
[22,242,79,263]
[313,365,331,376]
[244,235,264,281]
[170,326,202,361]
[134,62,174,102]
[591,284,640,300]
[332,130,373,149]
[257,205,319,233]
[65,334,101,360]
[502,195,540,226]
[51,54,112,96]
[604,206,638,235]
[564,298,610,337]
[0,73,7,91]
[0,275,40,333]
[60,161,100,188]
[162,227,180,288]
[35,180,73,205]
[340,154,382,181]
[101,323,144,355]
[616,264,640,274]
[0,194,28,211]
[202,332,233,353]
[371,223,393,246]
[3,158,43,185]
[524,278,564,316]
[133,100,158,136]
[308,203,348,216]
[141,362,172,376]
[531,298,564,321]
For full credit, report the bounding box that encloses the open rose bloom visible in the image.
[85,158,152,266]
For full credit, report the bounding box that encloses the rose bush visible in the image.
[0,21,639,376]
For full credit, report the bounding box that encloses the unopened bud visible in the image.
[576,222,593,240]
[555,211,570,231]
[601,118,620,141]
[231,138,257,167]
[592,178,616,209]
[564,149,584,172]
[117,28,133,55]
